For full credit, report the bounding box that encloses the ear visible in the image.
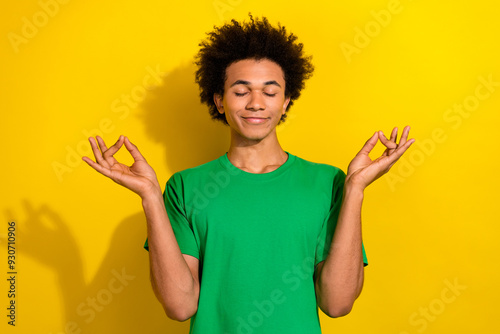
[214,93,224,114]
[282,96,291,115]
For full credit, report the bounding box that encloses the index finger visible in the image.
[123,136,148,163]
[386,137,416,168]
[379,129,398,149]
[102,135,125,162]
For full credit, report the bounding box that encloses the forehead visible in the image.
[224,58,285,86]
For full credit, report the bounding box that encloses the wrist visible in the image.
[141,187,163,204]
[343,179,365,198]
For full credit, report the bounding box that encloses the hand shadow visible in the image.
[3,200,191,333]
[3,200,86,316]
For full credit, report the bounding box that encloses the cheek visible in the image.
[225,97,247,112]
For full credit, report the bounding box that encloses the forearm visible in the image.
[315,183,365,317]
[142,191,199,321]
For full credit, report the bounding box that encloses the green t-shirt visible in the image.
[144,151,368,333]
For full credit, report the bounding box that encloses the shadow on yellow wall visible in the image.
[15,62,234,333]
[14,201,189,332]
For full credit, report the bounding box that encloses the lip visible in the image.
[242,117,269,124]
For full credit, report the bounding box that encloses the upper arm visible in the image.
[149,254,200,292]
[314,260,325,287]
[314,260,328,314]
[183,254,200,293]
[183,254,200,282]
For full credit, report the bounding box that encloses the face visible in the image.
[214,58,290,143]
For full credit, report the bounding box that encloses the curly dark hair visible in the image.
[194,14,314,125]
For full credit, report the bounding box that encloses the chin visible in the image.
[243,129,275,142]
[229,120,278,141]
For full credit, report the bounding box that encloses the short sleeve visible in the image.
[143,173,200,260]
[314,168,368,267]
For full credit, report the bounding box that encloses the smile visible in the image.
[242,117,269,124]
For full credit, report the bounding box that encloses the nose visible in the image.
[246,91,265,110]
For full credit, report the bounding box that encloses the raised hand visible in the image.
[346,126,415,190]
[82,135,162,198]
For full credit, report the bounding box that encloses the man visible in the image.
[82,15,414,334]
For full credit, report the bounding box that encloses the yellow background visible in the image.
[1,0,498,333]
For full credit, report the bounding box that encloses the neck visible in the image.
[226,129,288,174]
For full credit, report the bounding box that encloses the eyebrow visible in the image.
[229,80,282,88]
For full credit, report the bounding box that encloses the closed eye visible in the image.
[234,92,277,97]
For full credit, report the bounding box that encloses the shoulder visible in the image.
[166,155,224,187]
[292,154,346,180]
